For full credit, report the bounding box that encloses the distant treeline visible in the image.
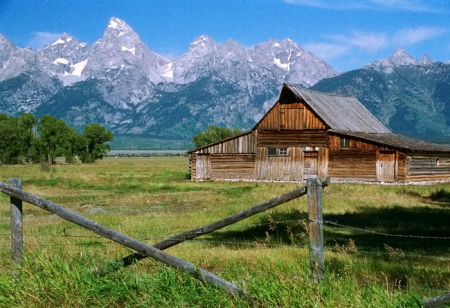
[0,113,113,165]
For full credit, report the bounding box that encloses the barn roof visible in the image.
[282,84,391,134]
[332,130,450,152]
[186,130,252,153]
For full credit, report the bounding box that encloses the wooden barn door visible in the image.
[196,154,211,180]
[303,151,318,180]
[378,151,395,182]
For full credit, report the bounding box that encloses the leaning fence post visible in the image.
[307,176,324,283]
[10,178,23,263]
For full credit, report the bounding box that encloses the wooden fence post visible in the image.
[422,293,450,308]
[0,181,247,297]
[10,178,23,263]
[307,176,324,283]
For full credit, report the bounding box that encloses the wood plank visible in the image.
[0,181,247,297]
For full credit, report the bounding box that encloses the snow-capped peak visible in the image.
[51,33,73,46]
[108,17,130,30]
[389,48,416,66]
[189,35,217,54]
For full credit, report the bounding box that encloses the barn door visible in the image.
[378,152,395,182]
[303,151,318,180]
[196,154,210,180]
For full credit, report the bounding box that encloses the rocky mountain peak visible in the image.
[364,47,432,72]
[36,33,90,84]
[107,17,133,33]
[50,33,73,46]
[418,54,433,65]
[218,39,247,60]
[187,35,218,58]
[0,34,17,67]
[388,48,416,66]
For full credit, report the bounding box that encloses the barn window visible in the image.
[268,148,277,156]
[279,148,287,155]
[340,137,350,148]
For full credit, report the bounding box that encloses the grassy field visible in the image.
[1,157,450,307]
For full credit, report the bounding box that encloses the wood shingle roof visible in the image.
[283,84,391,134]
[331,130,450,153]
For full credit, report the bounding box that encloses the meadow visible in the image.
[1,157,450,307]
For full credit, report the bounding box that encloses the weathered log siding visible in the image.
[196,154,210,180]
[328,135,379,151]
[255,147,303,181]
[406,154,450,181]
[190,131,256,180]
[329,150,377,181]
[255,146,328,181]
[191,154,197,179]
[210,154,255,180]
[256,102,326,131]
[317,147,329,178]
[195,131,256,154]
[257,130,328,147]
[396,152,408,182]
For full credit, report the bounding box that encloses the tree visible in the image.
[37,115,74,164]
[17,113,39,163]
[192,125,242,148]
[0,114,21,164]
[80,123,113,163]
[0,113,114,164]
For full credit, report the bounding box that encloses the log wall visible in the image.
[328,135,379,151]
[191,131,257,180]
[210,154,255,180]
[329,150,377,181]
[405,154,450,181]
[396,152,408,182]
[191,154,196,179]
[195,131,256,154]
[255,147,303,181]
[255,146,328,181]
[257,130,328,147]
[256,102,326,130]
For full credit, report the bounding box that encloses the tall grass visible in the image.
[0,157,449,307]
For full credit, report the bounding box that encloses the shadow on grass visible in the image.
[207,206,450,254]
[402,187,450,207]
[429,189,450,205]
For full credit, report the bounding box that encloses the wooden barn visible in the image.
[188,84,450,183]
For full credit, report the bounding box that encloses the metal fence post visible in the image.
[10,178,23,263]
[307,176,324,283]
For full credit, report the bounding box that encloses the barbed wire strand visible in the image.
[324,220,450,240]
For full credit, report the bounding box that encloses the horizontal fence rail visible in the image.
[0,180,248,298]
[2,176,449,306]
[97,177,330,275]
[0,177,330,304]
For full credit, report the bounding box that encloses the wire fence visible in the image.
[2,211,450,299]
[2,218,450,259]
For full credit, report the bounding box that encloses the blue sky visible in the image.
[0,0,449,72]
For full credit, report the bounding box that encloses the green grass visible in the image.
[0,157,449,307]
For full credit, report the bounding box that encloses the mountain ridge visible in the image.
[1,17,450,147]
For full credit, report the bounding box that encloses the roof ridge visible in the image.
[284,83,354,98]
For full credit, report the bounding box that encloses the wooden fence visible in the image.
[3,177,446,307]
[1,177,328,302]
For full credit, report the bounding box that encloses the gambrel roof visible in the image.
[281,84,391,134]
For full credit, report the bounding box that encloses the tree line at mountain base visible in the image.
[0,113,113,165]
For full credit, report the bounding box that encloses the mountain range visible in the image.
[1,17,449,148]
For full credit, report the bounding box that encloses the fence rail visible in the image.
[0,177,330,304]
[2,177,449,307]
